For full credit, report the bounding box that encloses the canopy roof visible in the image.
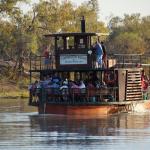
[44,32,97,37]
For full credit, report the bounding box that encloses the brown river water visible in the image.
[0,98,150,150]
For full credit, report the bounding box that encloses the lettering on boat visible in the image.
[60,54,87,65]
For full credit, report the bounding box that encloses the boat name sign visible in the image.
[60,54,87,65]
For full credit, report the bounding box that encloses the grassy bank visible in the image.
[0,90,29,99]
[0,79,29,99]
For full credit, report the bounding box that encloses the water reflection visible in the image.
[0,98,37,112]
[30,113,150,136]
[0,99,150,150]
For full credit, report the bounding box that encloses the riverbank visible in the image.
[0,80,29,99]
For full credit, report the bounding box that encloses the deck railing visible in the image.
[29,53,150,71]
[30,55,56,71]
[29,87,118,105]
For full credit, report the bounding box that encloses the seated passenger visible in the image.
[70,81,80,95]
[51,72,61,84]
[48,81,60,94]
[60,81,69,100]
[79,80,86,94]
[60,80,68,91]
[104,71,116,87]
[87,81,96,102]
[89,72,99,87]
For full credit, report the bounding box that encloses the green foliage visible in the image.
[109,32,145,54]
[27,34,38,54]
[0,0,108,81]
[0,0,29,16]
[1,0,150,83]
[107,14,150,55]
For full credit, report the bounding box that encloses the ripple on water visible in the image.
[0,102,150,150]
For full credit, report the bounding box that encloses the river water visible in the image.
[0,99,150,150]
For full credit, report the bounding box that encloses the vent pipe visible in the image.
[81,16,85,33]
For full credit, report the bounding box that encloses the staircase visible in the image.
[125,70,142,101]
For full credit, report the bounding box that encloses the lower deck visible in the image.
[35,99,150,115]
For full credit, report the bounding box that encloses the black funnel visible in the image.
[81,16,85,33]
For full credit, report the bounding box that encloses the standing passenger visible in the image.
[101,41,107,68]
[43,46,49,69]
[94,40,103,68]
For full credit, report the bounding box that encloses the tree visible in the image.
[107,14,150,55]
[0,0,29,16]
[0,0,108,80]
[86,0,99,18]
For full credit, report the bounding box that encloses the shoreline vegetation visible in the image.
[0,0,150,99]
[0,80,29,99]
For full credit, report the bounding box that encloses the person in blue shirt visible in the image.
[51,72,61,83]
[94,40,103,68]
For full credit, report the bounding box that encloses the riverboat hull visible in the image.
[38,100,150,115]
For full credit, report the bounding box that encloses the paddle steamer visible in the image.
[28,17,150,115]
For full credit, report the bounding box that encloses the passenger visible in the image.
[60,80,68,90]
[49,80,60,95]
[30,80,38,102]
[101,41,107,68]
[95,80,103,88]
[78,80,86,94]
[141,74,149,100]
[89,72,99,87]
[50,81,60,88]
[46,74,52,82]
[71,81,79,90]
[35,81,42,102]
[141,70,149,81]
[70,81,80,100]
[43,46,50,69]
[141,76,149,91]
[104,71,116,87]
[60,81,69,101]
[87,81,96,102]
[93,40,103,68]
[78,80,86,89]
[51,72,61,84]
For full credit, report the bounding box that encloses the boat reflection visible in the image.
[30,112,150,138]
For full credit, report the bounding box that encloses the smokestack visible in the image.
[81,16,85,33]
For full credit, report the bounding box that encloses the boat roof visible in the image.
[44,32,97,37]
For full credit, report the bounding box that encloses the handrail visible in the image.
[29,53,150,71]
[29,86,118,105]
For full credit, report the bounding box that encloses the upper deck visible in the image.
[29,53,148,72]
[29,16,150,73]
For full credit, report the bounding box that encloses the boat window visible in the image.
[67,36,74,50]
[75,36,87,49]
[78,38,85,49]
[57,37,64,50]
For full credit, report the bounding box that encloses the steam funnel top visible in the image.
[81,16,85,33]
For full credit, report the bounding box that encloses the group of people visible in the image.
[29,72,115,102]
[42,39,107,70]
[93,40,107,69]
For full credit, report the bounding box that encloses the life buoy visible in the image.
[104,72,116,85]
